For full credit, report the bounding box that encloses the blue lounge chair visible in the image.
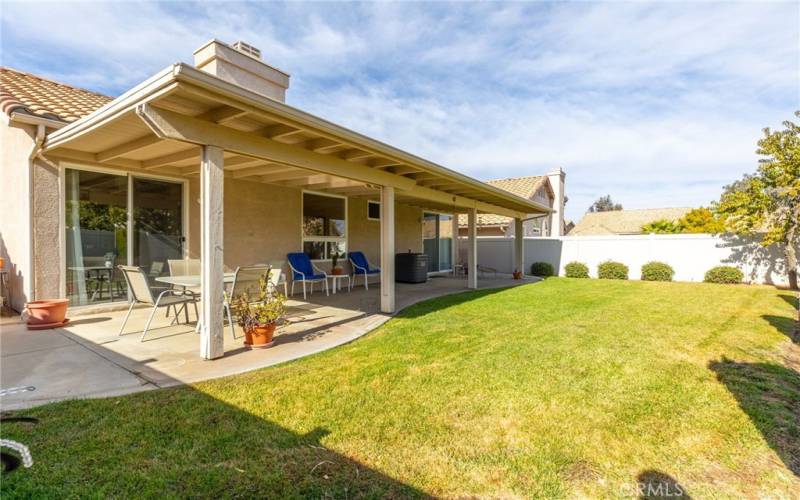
[287,252,328,300]
[348,251,380,290]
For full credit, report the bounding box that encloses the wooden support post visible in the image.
[451,214,459,274]
[380,186,395,313]
[467,208,477,289]
[200,145,224,360]
[515,217,524,276]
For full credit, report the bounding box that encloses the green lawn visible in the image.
[2,279,799,498]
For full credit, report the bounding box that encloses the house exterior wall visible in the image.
[187,179,422,276]
[0,121,34,311]
[16,160,423,309]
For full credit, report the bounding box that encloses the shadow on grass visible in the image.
[763,315,799,343]
[778,293,799,310]
[0,386,429,497]
[635,470,691,499]
[394,285,513,320]
[709,358,800,477]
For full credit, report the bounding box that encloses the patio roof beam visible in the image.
[232,165,296,179]
[96,134,161,163]
[142,147,199,169]
[403,184,526,219]
[261,123,303,140]
[136,104,416,190]
[197,105,249,124]
[258,169,313,183]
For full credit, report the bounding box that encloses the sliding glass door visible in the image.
[65,167,184,306]
[423,212,453,273]
[132,178,184,281]
[65,169,128,306]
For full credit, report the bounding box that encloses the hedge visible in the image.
[597,261,629,280]
[641,261,674,282]
[564,261,589,278]
[704,266,743,284]
[530,262,555,277]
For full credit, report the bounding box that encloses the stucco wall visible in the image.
[31,158,61,301]
[0,122,34,311]
[187,182,423,275]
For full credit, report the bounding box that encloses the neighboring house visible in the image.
[0,39,547,359]
[568,207,692,236]
[457,169,567,237]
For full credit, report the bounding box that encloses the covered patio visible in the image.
[36,41,547,361]
[2,275,536,409]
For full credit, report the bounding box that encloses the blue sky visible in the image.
[2,1,798,221]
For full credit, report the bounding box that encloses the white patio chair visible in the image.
[267,260,289,297]
[117,265,199,342]
[287,253,328,300]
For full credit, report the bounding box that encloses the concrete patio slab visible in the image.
[1,276,535,409]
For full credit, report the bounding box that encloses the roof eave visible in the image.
[44,63,546,215]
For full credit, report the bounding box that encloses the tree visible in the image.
[588,195,623,213]
[715,111,800,291]
[678,207,726,234]
[641,219,682,234]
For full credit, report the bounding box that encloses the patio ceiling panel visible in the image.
[43,63,549,219]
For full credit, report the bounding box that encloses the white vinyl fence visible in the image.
[464,234,796,286]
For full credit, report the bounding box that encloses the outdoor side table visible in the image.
[327,274,351,294]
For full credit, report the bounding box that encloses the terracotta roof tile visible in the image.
[569,207,693,235]
[0,67,111,123]
[458,175,550,227]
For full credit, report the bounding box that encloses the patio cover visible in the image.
[40,62,548,359]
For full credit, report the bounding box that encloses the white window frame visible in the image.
[301,189,348,261]
[367,200,380,221]
[59,162,190,305]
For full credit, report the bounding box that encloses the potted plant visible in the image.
[330,252,345,275]
[512,269,523,280]
[24,299,70,330]
[230,272,287,349]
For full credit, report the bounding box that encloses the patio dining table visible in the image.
[155,273,236,289]
[156,273,237,334]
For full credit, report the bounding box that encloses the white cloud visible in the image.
[2,1,797,220]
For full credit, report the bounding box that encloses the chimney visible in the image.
[546,168,566,237]
[193,39,290,102]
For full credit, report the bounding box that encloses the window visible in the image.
[367,201,380,221]
[302,191,346,260]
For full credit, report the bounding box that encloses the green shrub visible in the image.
[597,261,629,280]
[564,261,590,278]
[641,261,674,282]
[704,266,743,284]
[530,262,555,277]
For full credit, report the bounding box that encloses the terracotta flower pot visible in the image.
[513,271,523,280]
[331,267,344,276]
[25,299,69,329]
[245,322,276,349]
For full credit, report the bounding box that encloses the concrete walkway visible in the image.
[1,276,535,409]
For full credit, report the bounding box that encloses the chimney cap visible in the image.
[232,40,261,60]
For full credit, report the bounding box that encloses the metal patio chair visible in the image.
[117,265,198,342]
[348,251,380,290]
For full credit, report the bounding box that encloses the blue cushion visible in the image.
[349,251,379,273]
[288,252,318,280]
